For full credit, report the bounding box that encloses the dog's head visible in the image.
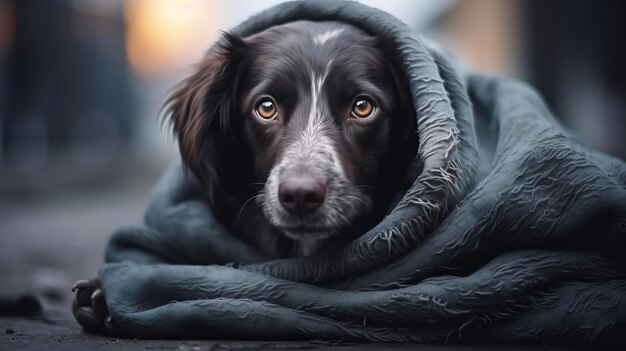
[165,21,416,243]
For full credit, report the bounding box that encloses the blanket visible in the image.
[94,0,626,344]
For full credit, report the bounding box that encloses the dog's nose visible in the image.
[278,175,326,216]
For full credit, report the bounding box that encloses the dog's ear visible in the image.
[163,33,250,207]
[376,39,419,192]
[379,50,417,158]
[375,38,417,145]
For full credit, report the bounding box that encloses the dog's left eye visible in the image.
[255,99,278,120]
[351,98,375,118]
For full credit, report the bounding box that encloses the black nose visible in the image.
[278,175,326,216]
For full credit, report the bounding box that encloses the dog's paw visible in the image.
[71,278,121,335]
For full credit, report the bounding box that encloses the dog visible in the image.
[164,20,418,257]
[72,20,418,332]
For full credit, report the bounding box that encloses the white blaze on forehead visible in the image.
[305,63,331,141]
[293,61,346,178]
[272,61,345,180]
[313,28,345,46]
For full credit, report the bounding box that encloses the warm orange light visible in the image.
[124,0,221,78]
[0,1,15,54]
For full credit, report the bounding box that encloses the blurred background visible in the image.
[0,0,624,319]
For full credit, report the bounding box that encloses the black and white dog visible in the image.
[166,20,418,257]
[73,20,418,331]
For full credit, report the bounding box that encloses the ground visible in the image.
[0,318,590,351]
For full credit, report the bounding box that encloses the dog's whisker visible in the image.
[343,195,369,206]
[335,212,352,228]
[237,193,264,221]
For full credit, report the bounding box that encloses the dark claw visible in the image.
[71,279,92,292]
[90,288,103,302]
[73,278,100,307]
[72,278,110,334]
[90,288,108,318]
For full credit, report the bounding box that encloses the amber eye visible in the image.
[351,98,375,118]
[255,99,277,120]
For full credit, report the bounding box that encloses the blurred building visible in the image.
[437,0,626,159]
[1,0,624,199]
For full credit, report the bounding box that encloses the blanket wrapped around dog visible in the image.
[95,0,626,344]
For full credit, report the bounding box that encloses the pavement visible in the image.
[0,159,158,322]
[1,317,596,351]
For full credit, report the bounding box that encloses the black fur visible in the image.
[165,21,417,257]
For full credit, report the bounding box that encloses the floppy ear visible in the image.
[163,33,251,208]
[374,38,417,146]
[375,39,419,198]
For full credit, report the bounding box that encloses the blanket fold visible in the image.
[97,0,626,344]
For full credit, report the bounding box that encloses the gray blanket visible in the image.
[97,0,626,344]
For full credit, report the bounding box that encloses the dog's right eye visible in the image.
[255,99,278,120]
